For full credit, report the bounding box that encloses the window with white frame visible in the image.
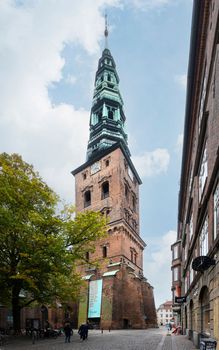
[200,217,208,255]
[199,64,207,131]
[199,146,208,198]
[189,213,193,240]
[189,262,194,285]
[173,267,178,281]
[185,270,189,293]
[214,182,219,240]
[173,245,178,260]
[184,245,188,262]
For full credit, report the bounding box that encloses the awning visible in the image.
[103,269,120,277]
[82,274,95,280]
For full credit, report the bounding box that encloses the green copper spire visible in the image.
[86,19,130,160]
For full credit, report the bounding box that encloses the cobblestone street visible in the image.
[1,327,196,350]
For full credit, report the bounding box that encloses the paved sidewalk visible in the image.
[0,328,197,350]
[172,334,197,350]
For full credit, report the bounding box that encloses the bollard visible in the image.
[101,328,103,334]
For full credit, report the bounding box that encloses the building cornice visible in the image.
[71,141,142,185]
[178,1,203,223]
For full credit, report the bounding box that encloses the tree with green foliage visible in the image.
[0,153,107,331]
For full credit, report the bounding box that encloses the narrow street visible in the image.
[2,327,196,350]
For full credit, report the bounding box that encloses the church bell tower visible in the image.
[72,17,157,329]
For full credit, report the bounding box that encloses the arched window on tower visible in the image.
[107,107,115,120]
[134,253,137,265]
[132,195,136,212]
[85,252,90,262]
[97,111,102,123]
[102,246,107,258]
[101,181,109,199]
[107,74,111,81]
[108,110,113,119]
[125,184,129,201]
[84,190,91,208]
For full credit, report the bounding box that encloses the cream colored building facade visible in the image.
[156,301,173,326]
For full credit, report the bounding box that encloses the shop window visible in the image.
[200,287,210,335]
[189,300,194,330]
[103,246,107,258]
[185,306,188,329]
[84,190,91,208]
[214,182,219,240]
[101,181,109,199]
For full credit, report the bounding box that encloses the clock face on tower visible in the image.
[90,161,101,175]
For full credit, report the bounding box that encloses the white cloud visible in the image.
[0,0,120,203]
[124,0,173,11]
[175,133,184,154]
[132,148,170,178]
[65,75,77,85]
[144,230,177,308]
[175,74,187,90]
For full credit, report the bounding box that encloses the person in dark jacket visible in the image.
[64,323,72,343]
[78,324,87,341]
[84,322,89,340]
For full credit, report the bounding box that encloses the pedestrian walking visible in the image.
[84,322,89,340]
[64,323,72,343]
[31,328,37,344]
[78,324,86,341]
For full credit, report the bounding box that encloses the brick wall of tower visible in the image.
[74,147,143,269]
[74,146,157,329]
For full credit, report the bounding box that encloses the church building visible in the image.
[72,20,157,330]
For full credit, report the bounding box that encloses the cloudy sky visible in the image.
[0,0,193,308]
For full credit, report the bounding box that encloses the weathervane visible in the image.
[104,13,108,49]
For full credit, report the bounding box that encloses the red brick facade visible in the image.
[73,145,157,329]
[171,1,219,348]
